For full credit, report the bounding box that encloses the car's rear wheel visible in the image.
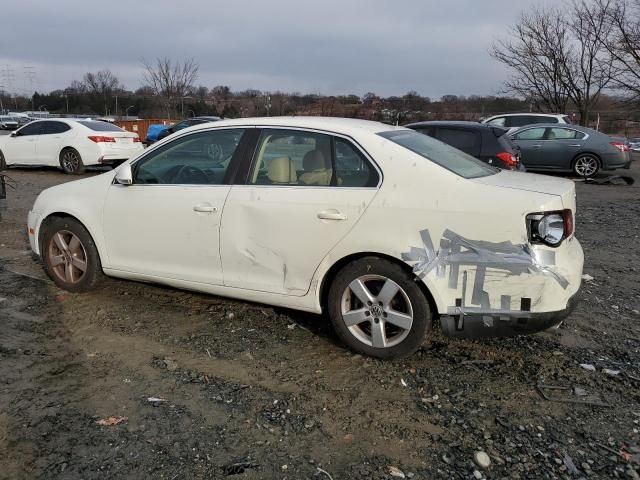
[573,154,600,177]
[327,257,432,359]
[41,217,103,292]
[60,148,85,174]
[0,149,6,171]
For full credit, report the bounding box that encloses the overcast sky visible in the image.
[0,0,548,98]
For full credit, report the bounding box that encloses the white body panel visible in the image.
[27,117,583,324]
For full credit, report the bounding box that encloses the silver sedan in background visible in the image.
[510,124,632,177]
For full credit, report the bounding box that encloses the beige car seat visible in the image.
[267,157,297,184]
[299,150,332,186]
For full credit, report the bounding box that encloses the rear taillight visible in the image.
[88,135,115,143]
[610,141,630,152]
[563,209,574,237]
[496,151,519,169]
[132,137,141,143]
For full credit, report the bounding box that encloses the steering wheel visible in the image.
[175,165,209,184]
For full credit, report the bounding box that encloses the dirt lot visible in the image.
[1,160,639,480]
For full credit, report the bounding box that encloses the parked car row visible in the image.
[404,113,632,177]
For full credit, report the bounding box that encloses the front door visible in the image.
[511,127,547,169]
[220,128,380,296]
[102,128,248,285]
[3,121,42,164]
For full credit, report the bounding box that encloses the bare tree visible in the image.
[491,8,572,115]
[82,69,124,115]
[594,0,640,100]
[492,3,615,125]
[142,58,199,118]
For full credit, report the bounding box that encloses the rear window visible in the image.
[379,130,497,179]
[76,121,124,132]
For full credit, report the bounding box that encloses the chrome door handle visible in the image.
[317,210,347,221]
[193,205,217,213]
[531,145,542,148]
[568,144,581,147]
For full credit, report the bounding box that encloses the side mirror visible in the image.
[114,164,133,185]
[10,132,17,137]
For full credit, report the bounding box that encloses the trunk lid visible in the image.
[472,170,576,210]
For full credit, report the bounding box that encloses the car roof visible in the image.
[487,113,567,118]
[511,123,603,136]
[182,116,407,135]
[192,116,221,121]
[405,120,498,130]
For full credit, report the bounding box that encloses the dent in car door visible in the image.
[220,130,380,296]
[102,128,249,284]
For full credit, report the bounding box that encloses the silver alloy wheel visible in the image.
[61,150,80,172]
[48,230,88,284]
[340,274,414,348]
[574,155,598,177]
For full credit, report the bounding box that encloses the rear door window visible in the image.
[547,127,585,140]
[486,117,506,127]
[435,128,481,156]
[41,121,71,134]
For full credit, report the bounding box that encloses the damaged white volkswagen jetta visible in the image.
[27,117,583,359]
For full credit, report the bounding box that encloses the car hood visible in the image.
[471,170,576,209]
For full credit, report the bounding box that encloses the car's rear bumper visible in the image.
[440,288,580,339]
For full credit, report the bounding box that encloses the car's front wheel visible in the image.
[573,154,600,177]
[0,149,6,171]
[41,217,103,292]
[60,148,85,174]
[327,257,432,359]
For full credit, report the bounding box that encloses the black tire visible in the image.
[327,257,432,359]
[41,217,103,292]
[0,149,6,171]
[59,148,85,175]
[572,153,600,178]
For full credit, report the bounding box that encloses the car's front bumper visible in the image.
[27,209,41,255]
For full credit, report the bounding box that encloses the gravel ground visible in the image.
[0,159,639,480]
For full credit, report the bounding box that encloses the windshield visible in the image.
[378,130,497,179]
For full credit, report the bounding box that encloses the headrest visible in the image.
[303,150,326,171]
[267,157,297,183]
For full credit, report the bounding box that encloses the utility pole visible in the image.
[115,94,118,117]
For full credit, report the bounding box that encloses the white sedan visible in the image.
[0,119,143,174]
[27,117,584,359]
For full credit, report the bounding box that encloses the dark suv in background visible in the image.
[405,121,523,170]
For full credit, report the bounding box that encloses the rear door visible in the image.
[220,128,380,295]
[541,127,587,170]
[35,121,71,165]
[510,127,547,169]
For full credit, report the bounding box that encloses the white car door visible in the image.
[102,128,248,285]
[2,121,42,164]
[220,128,380,296]
[35,121,72,165]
